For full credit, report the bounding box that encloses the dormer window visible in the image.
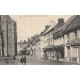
[74,31,77,39]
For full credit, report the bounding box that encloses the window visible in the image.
[79,30,80,38]
[51,38,53,42]
[74,31,77,39]
[67,33,69,43]
[67,33,69,38]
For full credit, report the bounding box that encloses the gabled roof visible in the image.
[53,15,78,38]
[64,15,80,33]
[53,22,64,34]
[30,34,40,45]
[43,25,54,35]
[52,20,65,38]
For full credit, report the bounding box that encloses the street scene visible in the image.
[0,56,77,65]
[0,15,80,65]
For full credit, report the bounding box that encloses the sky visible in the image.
[10,15,71,42]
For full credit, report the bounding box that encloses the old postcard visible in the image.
[0,15,80,65]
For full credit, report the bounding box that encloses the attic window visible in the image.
[74,31,77,39]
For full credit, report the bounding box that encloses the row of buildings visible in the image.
[0,15,17,57]
[26,15,80,63]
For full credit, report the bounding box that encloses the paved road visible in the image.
[0,56,77,65]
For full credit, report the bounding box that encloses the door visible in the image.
[60,47,64,58]
[72,47,79,62]
[77,47,79,62]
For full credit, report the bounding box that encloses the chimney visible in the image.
[58,18,64,24]
[45,25,50,30]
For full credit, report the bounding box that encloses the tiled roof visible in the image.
[31,34,40,45]
[53,15,78,38]
[53,22,65,38]
[43,25,54,35]
[63,15,80,33]
[53,22,64,34]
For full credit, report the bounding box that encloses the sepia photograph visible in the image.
[0,1,80,80]
[0,15,80,65]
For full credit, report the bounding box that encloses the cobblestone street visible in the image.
[0,56,78,65]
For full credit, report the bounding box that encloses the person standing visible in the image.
[23,56,27,65]
[20,56,24,65]
[57,51,59,61]
[13,54,16,60]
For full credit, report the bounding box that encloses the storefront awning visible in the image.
[43,45,64,51]
[43,45,54,51]
[53,45,64,49]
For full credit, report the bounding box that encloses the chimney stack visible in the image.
[58,18,64,24]
[45,25,50,30]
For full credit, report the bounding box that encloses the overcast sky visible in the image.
[10,15,71,42]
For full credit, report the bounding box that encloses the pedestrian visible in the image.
[23,56,27,65]
[20,56,24,65]
[13,54,16,60]
[57,51,59,61]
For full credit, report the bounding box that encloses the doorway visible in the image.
[60,47,64,58]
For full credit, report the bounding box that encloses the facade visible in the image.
[52,15,80,62]
[63,15,80,62]
[17,41,27,55]
[0,15,17,57]
[52,18,65,61]
[32,25,50,58]
[0,29,2,56]
[31,34,40,57]
[43,26,54,59]
[36,33,45,58]
[26,25,50,58]
[26,15,80,63]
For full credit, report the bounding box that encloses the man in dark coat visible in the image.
[20,56,27,65]
[20,56,24,65]
[23,56,27,65]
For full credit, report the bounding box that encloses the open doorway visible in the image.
[60,47,64,58]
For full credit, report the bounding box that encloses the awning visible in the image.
[70,38,80,46]
[53,45,64,49]
[43,45,54,51]
[43,45,64,51]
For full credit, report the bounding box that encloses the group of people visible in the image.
[20,56,27,65]
[13,54,27,65]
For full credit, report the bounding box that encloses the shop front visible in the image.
[43,45,54,60]
[70,38,80,62]
[53,45,65,61]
